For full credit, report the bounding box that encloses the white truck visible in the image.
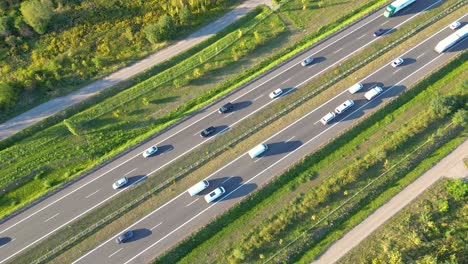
[383,0,416,17]
[434,25,468,53]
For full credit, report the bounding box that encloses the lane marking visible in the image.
[314,120,321,125]
[416,52,425,59]
[333,48,343,54]
[253,94,263,101]
[0,7,387,238]
[357,34,367,39]
[85,190,100,199]
[150,222,163,231]
[393,68,402,74]
[185,199,199,207]
[221,176,233,184]
[280,78,291,84]
[44,213,59,223]
[18,3,448,263]
[123,169,137,176]
[381,20,389,26]
[286,136,295,142]
[254,157,263,163]
[122,50,450,264]
[108,248,123,258]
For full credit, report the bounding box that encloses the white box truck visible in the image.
[383,0,416,17]
[248,144,268,158]
[435,25,468,53]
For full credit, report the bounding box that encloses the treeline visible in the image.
[0,0,238,112]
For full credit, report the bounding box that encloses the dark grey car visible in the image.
[116,231,134,244]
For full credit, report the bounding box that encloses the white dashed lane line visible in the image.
[44,213,60,223]
[85,189,100,199]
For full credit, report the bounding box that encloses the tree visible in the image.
[20,0,54,34]
[178,6,192,25]
[157,15,176,39]
[0,16,11,36]
[144,23,162,44]
[0,82,18,110]
[430,95,458,117]
[452,109,467,128]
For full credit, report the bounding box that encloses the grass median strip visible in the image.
[156,52,467,264]
[15,1,465,263]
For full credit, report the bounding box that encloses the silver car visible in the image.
[204,187,226,203]
[112,177,128,189]
[301,56,314,66]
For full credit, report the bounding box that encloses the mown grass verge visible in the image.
[16,2,465,263]
[0,0,388,220]
[0,5,285,218]
[338,177,467,264]
[154,53,467,263]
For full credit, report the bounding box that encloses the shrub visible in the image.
[20,0,54,35]
[0,82,18,110]
[445,179,467,201]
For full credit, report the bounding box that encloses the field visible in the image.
[338,178,467,264]
[0,0,242,120]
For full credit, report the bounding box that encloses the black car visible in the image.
[115,231,134,244]
[373,28,386,37]
[200,126,216,137]
[218,102,233,113]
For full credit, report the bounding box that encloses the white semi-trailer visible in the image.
[435,25,468,53]
[383,0,416,17]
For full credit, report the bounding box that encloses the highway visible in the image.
[0,0,452,262]
[73,10,468,264]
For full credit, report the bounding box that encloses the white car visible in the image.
[301,56,314,66]
[204,187,225,203]
[391,58,404,67]
[449,21,461,30]
[320,112,336,125]
[142,146,158,158]
[335,99,355,114]
[348,83,363,94]
[269,88,283,99]
[112,177,128,189]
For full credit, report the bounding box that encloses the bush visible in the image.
[20,0,53,35]
[445,179,467,201]
[0,82,18,110]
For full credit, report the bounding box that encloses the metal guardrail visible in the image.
[31,1,466,263]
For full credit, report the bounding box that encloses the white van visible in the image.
[248,143,268,158]
[204,187,225,203]
[348,83,363,94]
[335,99,354,114]
[364,86,383,100]
[320,112,336,125]
[187,180,209,196]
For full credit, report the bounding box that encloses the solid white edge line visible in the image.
[0,0,384,236]
[2,1,453,262]
[122,47,450,264]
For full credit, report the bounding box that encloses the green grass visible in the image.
[338,178,467,264]
[0,0,390,220]
[0,0,244,122]
[154,52,467,263]
[11,2,465,263]
[0,6,286,218]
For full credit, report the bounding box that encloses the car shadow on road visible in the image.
[231,101,252,112]
[0,237,12,247]
[262,140,303,157]
[201,176,242,195]
[156,144,174,155]
[127,175,148,186]
[282,87,298,96]
[312,56,327,64]
[125,228,152,243]
[401,58,416,66]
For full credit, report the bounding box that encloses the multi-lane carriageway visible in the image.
[0,0,465,263]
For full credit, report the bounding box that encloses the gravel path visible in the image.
[0,0,272,140]
[313,139,468,264]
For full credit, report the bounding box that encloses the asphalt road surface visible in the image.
[73,10,468,264]
[313,140,468,264]
[0,0,456,263]
[0,0,272,140]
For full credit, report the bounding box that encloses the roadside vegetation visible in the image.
[339,178,467,264]
[0,5,286,218]
[10,0,466,262]
[155,52,467,263]
[0,0,241,119]
[0,0,391,219]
